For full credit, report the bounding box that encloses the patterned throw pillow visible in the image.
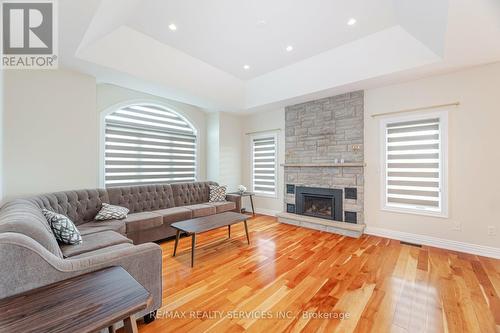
[94,203,129,221]
[209,185,227,202]
[42,209,82,245]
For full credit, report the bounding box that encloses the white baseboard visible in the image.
[365,226,500,259]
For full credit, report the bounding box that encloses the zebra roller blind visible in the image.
[104,104,196,187]
[385,116,443,212]
[252,133,277,196]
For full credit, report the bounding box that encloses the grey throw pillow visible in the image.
[42,209,82,245]
[94,203,129,221]
[209,185,227,202]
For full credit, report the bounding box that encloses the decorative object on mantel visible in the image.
[237,185,247,195]
[280,163,366,167]
[352,144,362,152]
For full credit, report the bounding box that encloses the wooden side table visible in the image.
[0,266,152,333]
[228,191,255,216]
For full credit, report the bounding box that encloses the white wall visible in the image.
[3,69,98,200]
[97,84,208,182]
[364,62,500,249]
[206,112,220,182]
[206,112,242,191]
[241,109,285,214]
[218,113,242,191]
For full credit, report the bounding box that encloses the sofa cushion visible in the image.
[123,212,163,233]
[107,185,176,213]
[153,207,193,224]
[66,243,134,259]
[61,230,132,258]
[78,220,126,236]
[94,203,129,221]
[42,209,82,245]
[183,204,216,218]
[171,182,216,206]
[209,185,227,202]
[206,201,236,214]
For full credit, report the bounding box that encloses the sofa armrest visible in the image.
[0,232,162,315]
[225,194,242,212]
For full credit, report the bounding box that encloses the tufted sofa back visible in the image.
[170,181,216,206]
[107,184,176,213]
[0,199,64,258]
[26,189,109,225]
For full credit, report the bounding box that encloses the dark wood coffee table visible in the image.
[0,266,151,333]
[171,211,250,267]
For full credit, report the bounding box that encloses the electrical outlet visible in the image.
[452,221,461,231]
[488,226,497,236]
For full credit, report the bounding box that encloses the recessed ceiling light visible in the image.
[168,23,177,31]
[347,18,357,26]
[243,65,250,70]
[286,45,294,52]
[256,20,267,26]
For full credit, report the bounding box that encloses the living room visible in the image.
[1,1,499,332]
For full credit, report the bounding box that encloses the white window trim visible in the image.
[379,111,449,218]
[99,100,199,188]
[250,131,279,199]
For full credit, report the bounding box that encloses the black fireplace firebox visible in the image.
[295,186,343,221]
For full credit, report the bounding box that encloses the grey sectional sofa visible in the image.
[0,181,241,323]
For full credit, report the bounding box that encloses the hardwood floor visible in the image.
[137,215,500,333]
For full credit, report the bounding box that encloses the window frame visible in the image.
[99,101,199,188]
[379,111,448,218]
[250,131,279,198]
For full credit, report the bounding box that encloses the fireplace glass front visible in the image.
[303,195,333,218]
[295,186,343,221]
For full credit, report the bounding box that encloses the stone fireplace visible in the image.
[277,91,365,237]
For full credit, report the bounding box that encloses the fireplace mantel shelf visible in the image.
[281,163,365,167]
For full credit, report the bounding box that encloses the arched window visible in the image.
[103,104,197,187]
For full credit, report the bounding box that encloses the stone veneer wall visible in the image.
[284,91,364,223]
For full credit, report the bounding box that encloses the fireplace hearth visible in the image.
[295,186,343,221]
